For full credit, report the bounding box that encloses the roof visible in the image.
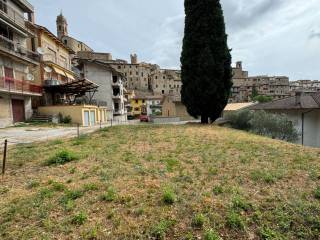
[250,93,320,110]
[224,102,257,111]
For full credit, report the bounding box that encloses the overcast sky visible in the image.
[29,0,320,81]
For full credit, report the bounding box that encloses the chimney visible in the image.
[130,54,138,64]
[295,91,303,106]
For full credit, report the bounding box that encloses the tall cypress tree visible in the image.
[181,0,232,123]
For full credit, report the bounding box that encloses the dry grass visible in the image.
[1,124,320,239]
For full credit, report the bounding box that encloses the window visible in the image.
[141,72,144,77]
[130,71,132,75]
[155,76,158,79]
[162,90,165,94]
[142,100,145,103]
[163,76,165,79]
[136,71,138,76]
[64,39,67,44]
[135,100,138,104]
[118,66,121,69]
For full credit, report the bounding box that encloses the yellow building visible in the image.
[131,96,147,116]
[27,24,108,126]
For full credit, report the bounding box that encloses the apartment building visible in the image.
[229,62,290,102]
[151,68,182,95]
[76,52,127,121]
[0,0,42,128]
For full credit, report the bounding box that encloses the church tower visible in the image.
[56,12,68,39]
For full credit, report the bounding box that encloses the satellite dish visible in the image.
[27,73,34,81]
[36,47,45,55]
[44,66,52,73]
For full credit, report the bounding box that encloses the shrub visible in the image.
[231,196,251,212]
[250,111,298,142]
[71,212,87,225]
[27,180,40,189]
[212,185,224,195]
[225,110,252,130]
[58,113,72,124]
[51,182,66,192]
[259,227,283,240]
[204,229,221,240]
[162,187,176,205]
[226,211,245,230]
[46,150,78,166]
[150,220,174,239]
[100,187,117,202]
[315,187,320,200]
[192,213,206,228]
[253,95,273,103]
[226,110,298,142]
[83,183,99,192]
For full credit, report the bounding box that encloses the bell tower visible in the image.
[56,12,68,39]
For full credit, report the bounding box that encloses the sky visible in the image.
[29,0,320,81]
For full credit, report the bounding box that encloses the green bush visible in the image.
[250,111,298,142]
[71,212,87,225]
[226,211,245,230]
[192,213,206,228]
[58,113,72,124]
[225,110,252,130]
[100,187,117,202]
[46,150,78,166]
[162,187,176,205]
[253,95,273,103]
[150,220,174,240]
[226,110,298,142]
[315,187,320,200]
[204,229,221,240]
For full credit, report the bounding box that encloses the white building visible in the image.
[76,58,127,121]
[251,92,320,148]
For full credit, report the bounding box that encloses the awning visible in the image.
[65,72,75,80]
[52,66,66,77]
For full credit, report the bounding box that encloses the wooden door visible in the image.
[12,99,25,123]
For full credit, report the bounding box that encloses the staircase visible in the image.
[29,114,53,123]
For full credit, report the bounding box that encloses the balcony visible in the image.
[0,35,40,65]
[0,76,42,96]
[0,0,32,33]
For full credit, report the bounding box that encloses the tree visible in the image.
[253,95,273,103]
[181,0,233,124]
[251,86,259,99]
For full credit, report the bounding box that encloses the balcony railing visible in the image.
[0,35,40,63]
[0,0,28,29]
[0,76,42,95]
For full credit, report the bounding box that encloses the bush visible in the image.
[226,110,298,142]
[315,187,320,200]
[250,111,298,142]
[162,187,176,205]
[192,213,206,228]
[204,229,221,240]
[225,110,252,130]
[150,220,174,239]
[253,95,273,103]
[71,212,87,225]
[226,211,245,230]
[58,113,72,124]
[46,150,78,165]
[100,187,117,202]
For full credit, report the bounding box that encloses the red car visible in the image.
[140,115,150,122]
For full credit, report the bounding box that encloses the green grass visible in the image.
[0,125,320,239]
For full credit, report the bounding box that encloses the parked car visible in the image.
[140,115,150,122]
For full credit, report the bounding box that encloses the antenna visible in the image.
[27,73,34,81]
[44,66,52,73]
[36,47,45,55]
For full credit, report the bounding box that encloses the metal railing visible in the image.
[0,35,40,63]
[0,76,42,94]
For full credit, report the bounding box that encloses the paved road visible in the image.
[0,120,139,145]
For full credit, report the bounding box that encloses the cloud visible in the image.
[29,0,320,80]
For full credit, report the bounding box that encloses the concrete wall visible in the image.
[38,105,108,126]
[83,62,113,110]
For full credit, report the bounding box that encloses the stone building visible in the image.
[56,13,93,54]
[0,0,42,128]
[290,80,320,94]
[229,62,290,103]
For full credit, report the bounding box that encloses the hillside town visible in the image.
[1,0,319,130]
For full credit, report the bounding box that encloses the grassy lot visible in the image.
[0,125,320,239]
